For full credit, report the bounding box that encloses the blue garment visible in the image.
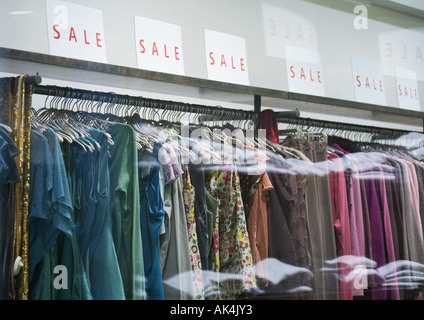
[74,128,125,300]
[139,143,165,300]
[43,129,74,237]
[59,140,93,300]
[44,129,91,300]
[0,128,20,300]
[28,130,59,280]
[28,129,76,300]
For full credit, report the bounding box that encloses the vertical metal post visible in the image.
[254,94,261,131]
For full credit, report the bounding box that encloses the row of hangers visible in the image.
[37,85,257,130]
[278,119,424,161]
[30,90,263,166]
[279,119,423,147]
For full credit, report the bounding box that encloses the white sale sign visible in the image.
[45,0,107,63]
[285,46,325,96]
[134,17,185,75]
[351,57,387,106]
[204,30,249,85]
[396,67,420,111]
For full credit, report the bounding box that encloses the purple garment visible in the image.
[331,143,351,155]
[362,159,387,300]
[349,160,366,297]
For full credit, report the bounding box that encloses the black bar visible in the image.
[254,95,261,131]
[276,116,413,134]
[26,74,42,86]
[32,84,256,120]
[272,109,301,120]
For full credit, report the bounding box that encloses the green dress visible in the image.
[106,123,145,300]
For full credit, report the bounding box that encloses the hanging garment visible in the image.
[58,140,93,300]
[260,145,314,298]
[347,159,367,297]
[238,171,273,284]
[138,143,165,300]
[397,158,423,240]
[205,136,256,300]
[0,128,20,300]
[72,128,125,300]
[395,159,424,271]
[28,129,78,300]
[362,156,389,300]
[204,186,219,298]
[188,162,209,273]
[160,144,195,300]
[182,167,204,300]
[106,122,145,300]
[375,161,399,300]
[291,139,339,300]
[413,162,424,240]
[328,152,353,300]
[260,110,279,144]
[205,189,219,258]
[238,143,274,284]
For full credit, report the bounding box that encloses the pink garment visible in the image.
[376,165,400,300]
[159,143,182,185]
[328,153,353,300]
[349,161,366,297]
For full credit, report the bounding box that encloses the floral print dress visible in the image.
[182,166,205,300]
[205,136,256,300]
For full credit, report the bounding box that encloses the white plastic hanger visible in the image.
[0,122,12,133]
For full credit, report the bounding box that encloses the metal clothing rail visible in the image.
[275,115,414,136]
[32,84,258,122]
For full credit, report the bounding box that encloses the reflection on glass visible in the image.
[19,101,424,300]
[262,2,318,59]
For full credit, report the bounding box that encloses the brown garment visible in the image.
[288,138,339,300]
[271,148,314,293]
[239,172,273,280]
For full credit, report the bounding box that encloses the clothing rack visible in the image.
[276,115,413,136]
[275,115,424,149]
[31,82,416,143]
[32,84,259,124]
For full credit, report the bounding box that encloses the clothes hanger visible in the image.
[37,103,96,152]
[71,110,115,146]
[0,122,12,133]
[32,108,70,143]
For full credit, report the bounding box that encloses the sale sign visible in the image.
[285,46,325,96]
[351,57,387,106]
[204,30,249,86]
[45,0,107,63]
[396,67,420,111]
[262,3,318,59]
[134,16,185,75]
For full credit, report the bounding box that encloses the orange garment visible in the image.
[239,143,273,282]
[246,173,273,281]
